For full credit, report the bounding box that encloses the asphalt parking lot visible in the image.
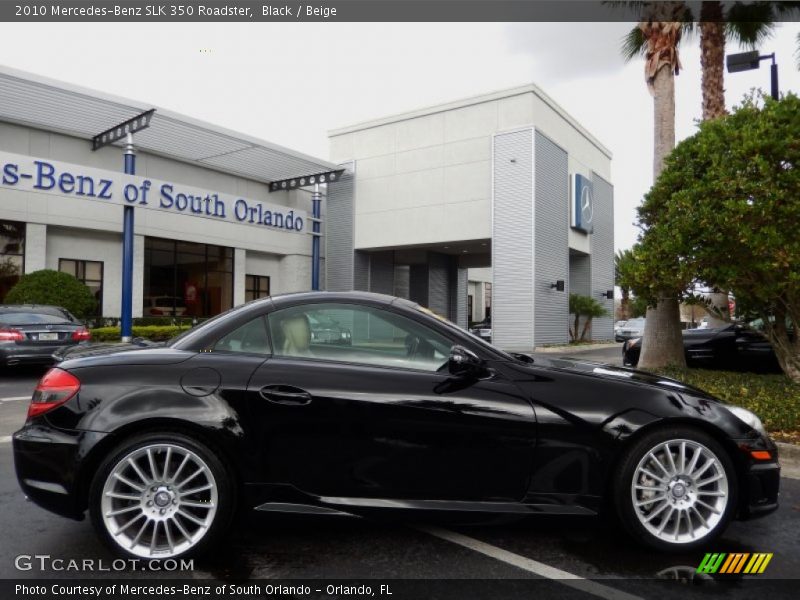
[1,350,798,600]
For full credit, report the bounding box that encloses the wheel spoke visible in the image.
[181,483,213,496]
[113,472,144,492]
[127,458,150,485]
[636,495,666,508]
[171,454,190,483]
[649,452,671,478]
[692,457,715,480]
[171,514,192,542]
[106,491,140,501]
[640,468,667,483]
[150,521,159,555]
[644,501,669,523]
[665,444,678,475]
[129,518,150,549]
[113,513,145,536]
[686,446,702,475]
[679,442,686,474]
[147,448,159,481]
[656,508,675,534]
[164,519,175,554]
[696,490,726,497]
[177,467,204,490]
[106,505,141,518]
[181,499,215,509]
[696,473,724,488]
[177,509,208,527]
[695,498,722,515]
[162,447,173,481]
[691,506,709,529]
[684,509,694,539]
[635,484,663,493]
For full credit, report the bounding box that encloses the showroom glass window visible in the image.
[143,237,233,317]
[59,259,103,315]
[484,282,492,319]
[0,220,25,301]
[267,303,452,372]
[245,275,270,301]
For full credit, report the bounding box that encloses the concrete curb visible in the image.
[777,442,800,480]
[534,342,621,354]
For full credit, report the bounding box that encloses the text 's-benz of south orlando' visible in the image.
[13,292,780,559]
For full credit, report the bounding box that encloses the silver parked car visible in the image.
[615,317,645,342]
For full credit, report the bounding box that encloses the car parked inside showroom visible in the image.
[0,304,91,370]
[469,317,491,342]
[14,292,779,559]
[622,322,783,373]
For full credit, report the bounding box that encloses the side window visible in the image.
[267,303,452,372]
[214,316,271,355]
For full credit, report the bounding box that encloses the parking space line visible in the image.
[0,396,29,402]
[418,526,644,600]
[0,436,12,444]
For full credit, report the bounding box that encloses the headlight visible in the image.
[726,405,767,437]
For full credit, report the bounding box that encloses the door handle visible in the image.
[259,385,312,406]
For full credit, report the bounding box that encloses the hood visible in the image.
[522,355,719,401]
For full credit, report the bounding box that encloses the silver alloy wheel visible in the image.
[100,443,218,558]
[631,439,728,544]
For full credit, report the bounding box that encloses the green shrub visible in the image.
[90,325,188,342]
[658,367,800,442]
[4,269,96,318]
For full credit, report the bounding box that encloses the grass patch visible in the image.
[657,367,800,444]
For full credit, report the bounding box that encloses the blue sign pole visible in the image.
[311,183,321,290]
[121,133,135,341]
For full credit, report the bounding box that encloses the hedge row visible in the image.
[90,325,188,342]
[658,367,800,443]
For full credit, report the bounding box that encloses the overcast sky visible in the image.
[1,21,799,251]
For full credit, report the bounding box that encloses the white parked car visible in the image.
[615,317,645,342]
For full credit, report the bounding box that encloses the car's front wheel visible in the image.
[89,432,234,559]
[614,427,737,551]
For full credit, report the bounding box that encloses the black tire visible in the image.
[89,431,235,560]
[613,426,738,552]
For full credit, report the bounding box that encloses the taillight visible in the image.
[0,328,24,342]
[150,308,163,315]
[28,368,80,419]
[71,328,92,341]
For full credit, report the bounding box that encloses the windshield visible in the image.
[0,312,74,325]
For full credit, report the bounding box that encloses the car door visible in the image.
[247,301,536,503]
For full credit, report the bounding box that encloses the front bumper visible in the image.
[12,422,107,520]
[737,440,781,520]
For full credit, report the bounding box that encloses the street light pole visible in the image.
[769,53,779,101]
[121,133,135,342]
[726,50,779,101]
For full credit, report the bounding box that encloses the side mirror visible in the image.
[448,345,486,378]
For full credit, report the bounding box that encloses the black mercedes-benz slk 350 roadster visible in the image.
[13,292,780,559]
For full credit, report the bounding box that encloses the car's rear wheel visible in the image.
[89,432,234,559]
[614,427,737,551]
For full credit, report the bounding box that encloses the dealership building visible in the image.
[0,67,613,350]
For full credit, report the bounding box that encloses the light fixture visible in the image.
[599,290,614,299]
[550,280,565,292]
[726,50,779,100]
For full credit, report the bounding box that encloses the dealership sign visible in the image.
[571,173,593,234]
[0,151,306,233]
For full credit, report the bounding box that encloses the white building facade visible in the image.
[0,67,335,321]
[326,85,615,350]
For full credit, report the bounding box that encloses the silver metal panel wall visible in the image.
[449,266,469,329]
[427,252,451,318]
[591,173,615,340]
[492,129,534,350]
[369,251,395,295]
[534,131,570,345]
[353,251,369,291]
[325,162,355,291]
[569,253,591,296]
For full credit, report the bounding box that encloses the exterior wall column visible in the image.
[132,234,144,318]
[233,248,246,307]
[591,174,615,341]
[23,223,46,273]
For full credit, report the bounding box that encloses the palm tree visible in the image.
[623,2,689,368]
[615,248,636,319]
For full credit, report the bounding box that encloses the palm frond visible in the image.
[622,26,646,61]
[724,2,779,48]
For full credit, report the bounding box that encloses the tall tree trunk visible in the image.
[639,31,687,369]
[700,2,726,121]
[700,2,731,327]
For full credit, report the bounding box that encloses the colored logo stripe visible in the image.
[697,552,773,574]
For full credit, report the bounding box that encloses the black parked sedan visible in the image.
[623,323,781,372]
[14,292,779,559]
[0,304,91,369]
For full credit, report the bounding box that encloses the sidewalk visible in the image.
[533,341,621,354]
